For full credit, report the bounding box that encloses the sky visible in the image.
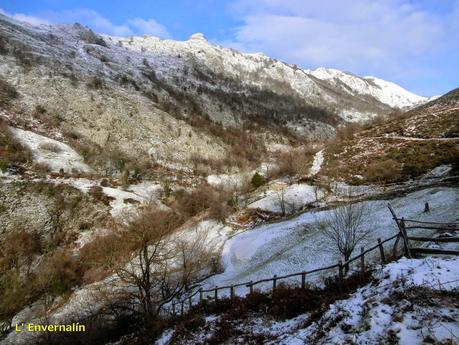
[1,0,458,97]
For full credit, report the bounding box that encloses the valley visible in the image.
[0,12,458,345]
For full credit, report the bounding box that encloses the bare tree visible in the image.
[275,187,294,215]
[106,206,212,326]
[321,201,370,266]
[276,187,287,216]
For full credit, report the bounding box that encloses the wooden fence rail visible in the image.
[171,232,400,316]
[388,203,459,259]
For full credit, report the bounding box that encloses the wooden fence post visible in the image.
[338,261,343,280]
[230,286,234,299]
[199,288,203,303]
[388,205,411,259]
[180,301,184,316]
[360,246,365,276]
[301,272,306,289]
[400,218,412,258]
[188,296,192,310]
[172,303,176,316]
[392,233,401,257]
[378,238,386,264]
[214,286,218,302]
[273,275,277,292]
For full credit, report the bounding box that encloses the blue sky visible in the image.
[1,0,458,96]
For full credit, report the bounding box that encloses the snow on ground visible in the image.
[248,183,323,214]
[157,256,459,345]
[200,187,459,297]
[308,149,324,176]
[3,218,233,345]
[422,164,452,179]
[206,172,251,189]
[272,256,459,344]
[309,67,427,109]
[65,178,163,217]
[9,127,92,174]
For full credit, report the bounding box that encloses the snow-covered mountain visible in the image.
[0,13,430,169]
[309,67,427,109]
[111,32,428,122]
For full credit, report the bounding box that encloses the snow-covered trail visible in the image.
[201,187,459,296]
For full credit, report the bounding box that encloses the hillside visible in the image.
[1,11,458,345]
[157,256,459,345]
[321,88,459,184]
[0,14,429,173]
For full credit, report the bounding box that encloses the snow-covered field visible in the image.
[200,187,459,296]
[9,126,92,174]
[248,183,322,214]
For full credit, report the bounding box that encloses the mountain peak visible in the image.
[189,33,207,41]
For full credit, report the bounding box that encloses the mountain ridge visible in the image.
[0,13,432,172]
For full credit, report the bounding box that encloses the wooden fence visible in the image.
[170,205,458,316]
[171,227,401,316]
[388,204,459,257]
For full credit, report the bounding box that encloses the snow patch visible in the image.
[308,149,324,176]
[9,127,92,174]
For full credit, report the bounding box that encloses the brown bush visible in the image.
[0,119,32,167]
[173,184,215,218]
[335,122,364,141]
[172,184,233,221]
[39,142,62,153]
[365,159,402,183]
[275,146,316,178]
[0,78,19,106]
[0,78,18,106]
[88,185,114,206]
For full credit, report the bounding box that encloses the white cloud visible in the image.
[0,8,50,25]
[0,8,170,38]
[226,0,458,82]
[126,18,170,38]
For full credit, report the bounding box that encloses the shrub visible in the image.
[172,184,233,221]
[251,172,266,188]
[76,25,107,47]
[0,160,7,173]
[88,185,114,206]
[0,78,18,106]
[275,146,315,178]
[86,76,105,90]
[365,159,401,183]
[39,142,62,153]
[0,120,32,165]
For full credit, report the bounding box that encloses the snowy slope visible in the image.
[9,127,92,174]
[273,256,459,344]
[200,187,458,296]
[309,67,427,109]
[158,256,459,344]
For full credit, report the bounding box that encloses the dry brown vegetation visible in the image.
[0,78,18,106]
[324,137,458,184]
[321,90,459,184]
[0,118,32,171]
[274,146,316,178]
[169,183,234,222]
[168,271,373,345]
